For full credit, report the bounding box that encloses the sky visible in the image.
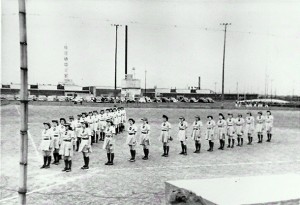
[1,0,300,95]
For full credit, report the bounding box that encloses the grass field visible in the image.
[1,104,300,204]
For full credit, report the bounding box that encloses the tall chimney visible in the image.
[198,76,201,90]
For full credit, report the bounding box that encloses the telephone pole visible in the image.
[112,24,120,101]
[125,25,128,75]
[220,23,231,109]
[145,70,147,97]
[18,0,29,204]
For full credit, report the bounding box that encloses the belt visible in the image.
[227,125,233,126]
[129,133,135,135]
[53,135,59,137]
[82,138,89,140]
[162,130,168,131]
[141,132,148,134]
[207,128,212,129]
[218,126,223,128]
[179,129,185,130]
[43,138,50,140]
[64,140,71,142]
[100,120,105,121]
[236,125,242,126]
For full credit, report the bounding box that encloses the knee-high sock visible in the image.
[43,156,47,166]
[228,139,231,146]
[241,138,243,145]
[107,153,110,162]
[47,156,51,166]
[86,156,89,167]
[111,153,114,163]
[68,160,72,169]
[232,139,235,146]
[166,146,169,155]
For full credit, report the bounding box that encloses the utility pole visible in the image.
[270,79,273,101]
[145,70,147,97]
[125,25,128,76]
[220,23,231,109]
[112,24,120,101]
[18,0,29,204]
[236,82,239,101]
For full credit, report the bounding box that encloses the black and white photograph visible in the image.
[1,0,300,204]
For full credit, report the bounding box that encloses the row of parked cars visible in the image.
[1,94,215,104]
[138,96,214,103]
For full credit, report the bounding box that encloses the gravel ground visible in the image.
[1,105,300,204]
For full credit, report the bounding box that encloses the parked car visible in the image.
[198,97,208,103]
[153,97,162,103]
[14,95,21,100]
[138,97,147,103]
[72,97,83,104]
[95,97,102,103]
[169,97,178,102]
[179,97,190,103]
[120,97,126,103]
[160,97,170,103]
[47,95,57,102]
[57,96,67,102]
[28,95,37,101]
[190,97,198,103]
[145,97,153,103]
[37,95,47,101]
[206,97,215,103]
[84,96,94,102]
[4,95,15,101]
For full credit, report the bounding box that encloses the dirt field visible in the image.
[1,105,300,204]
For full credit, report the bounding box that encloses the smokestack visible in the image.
[125,25,128,75]
[198,76,201,90]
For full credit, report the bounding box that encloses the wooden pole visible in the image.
[125,25,128,75]
[220,23,231,109]
[18,0,29,204]
[113,24,119,101]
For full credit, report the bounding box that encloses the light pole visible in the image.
[220,23,231,109]
[145,70,147,97]
[112,24,120,101]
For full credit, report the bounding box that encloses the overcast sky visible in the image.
[1,0,300,95]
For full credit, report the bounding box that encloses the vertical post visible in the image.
[220,23,231,109]
[145,70,147,97]
[18,0,29,204]
[113,24,120,101]
[125,25,128,75]
[236,82,239,100]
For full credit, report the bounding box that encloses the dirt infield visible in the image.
[1,105,300,204]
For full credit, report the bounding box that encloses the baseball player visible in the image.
[245,112,255,145]
[256,111,265,143]
[126,118,138,162]
[140,118,151,160]
[226,113,236,148]
[265,110,274,142]
[160,115,172,157]
[236,114,245,146]
[78,122,92,169]
[178,116,188,155]
[216,113,226,150]
[40,122,53,169]
[103,119,116,165]
[60,124,74,172]
[191,115,202,153]
[205,116,216,152]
